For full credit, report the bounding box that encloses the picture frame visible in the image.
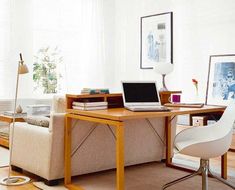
[140,12,173,69]
[206,54,235,106]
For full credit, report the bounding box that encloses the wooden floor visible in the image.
[0,125,235,189]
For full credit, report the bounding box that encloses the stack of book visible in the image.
[72,101,108,111]
[3,111,27,118]
[81,88,109,95]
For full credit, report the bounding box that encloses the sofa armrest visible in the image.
[49,112,65,132]
[48,112,65,180]
[11,122,52,179]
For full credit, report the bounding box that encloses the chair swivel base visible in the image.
[0,176,30,186]
[162,159,235,190]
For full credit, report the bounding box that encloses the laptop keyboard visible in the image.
[126,105,170,111]
[129,105,165,109]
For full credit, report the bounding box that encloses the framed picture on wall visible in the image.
[206,54,235,106]
[140,12,173,69]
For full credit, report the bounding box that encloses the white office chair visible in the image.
[162,100,235,190]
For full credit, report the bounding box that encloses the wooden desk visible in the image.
[0,115,25,148]
[64,105,225,190]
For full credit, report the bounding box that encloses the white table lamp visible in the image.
[0,53,30,186]
[154,62,173,91]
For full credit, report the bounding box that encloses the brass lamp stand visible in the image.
[0,53,30,186]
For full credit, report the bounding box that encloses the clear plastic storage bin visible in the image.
[27,105,51,116]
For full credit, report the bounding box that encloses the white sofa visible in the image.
[11,97,177,185]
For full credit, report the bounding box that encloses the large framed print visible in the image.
[140,12,173,69]
[206,54,235,106]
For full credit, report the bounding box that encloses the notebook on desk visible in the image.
[121,81,169,112]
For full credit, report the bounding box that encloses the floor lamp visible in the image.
[0,53,30,186]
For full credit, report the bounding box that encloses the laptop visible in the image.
[121,81,169,112]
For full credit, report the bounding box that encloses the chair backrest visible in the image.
[217,100,235,132]
[211,100,235,149]
[208,100,235,156]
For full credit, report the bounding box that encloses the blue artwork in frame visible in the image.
[206,54,235,106]
[140,12,173,69]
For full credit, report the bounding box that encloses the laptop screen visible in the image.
[122,82,159,103]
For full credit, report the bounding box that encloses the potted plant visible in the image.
[33,46,63,94]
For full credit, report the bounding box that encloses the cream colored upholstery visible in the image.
[11,97,177,181]
[51,95,66,113]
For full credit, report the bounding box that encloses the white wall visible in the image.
[113,0,172,92]
[172,0,235,102]
[113,0,235,102]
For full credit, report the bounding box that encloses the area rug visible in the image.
[33,182,67,190]
[33,162,235,190]
[0,146,9,168]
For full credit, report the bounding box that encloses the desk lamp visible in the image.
[0,53,30,186]
[154,62,173,91]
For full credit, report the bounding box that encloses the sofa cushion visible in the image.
[52,95,66,113]
[24,116,50,128]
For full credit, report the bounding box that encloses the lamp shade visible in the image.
[19,64,29,74]
[154,62,174,75]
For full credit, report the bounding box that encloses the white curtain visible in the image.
[0,0,108,98]
[0,0,12,98]
[33,0,106,95]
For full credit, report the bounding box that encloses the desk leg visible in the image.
[166,117,172,165]
[221,153,227,179]
[64,116,72,185]
[116,123,124,190]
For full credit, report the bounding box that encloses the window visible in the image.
[0,0,109,98]
[33,0,106,95]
